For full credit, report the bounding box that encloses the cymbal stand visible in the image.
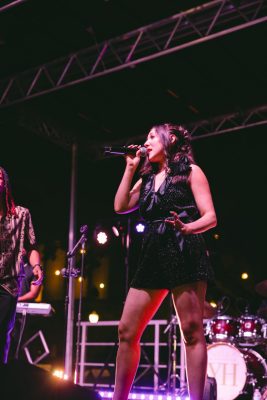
[160,314,183,396]
[216,296,230,316]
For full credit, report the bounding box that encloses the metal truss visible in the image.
[100,104,267,156]
[7,103,267,159]
[0,0,27,13]
[17,107,76,149]
[188,104,267,139]
[0,0,266,108]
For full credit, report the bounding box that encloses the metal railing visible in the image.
[78,319,186,391]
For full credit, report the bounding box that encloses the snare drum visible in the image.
[207,316,238,342]
[237,315,265,346]
[207,342,267,400]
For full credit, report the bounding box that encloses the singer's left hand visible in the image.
[127,144,142,156]
[165,211,189,234]
[125,144,142,168]
[32,264,44,285]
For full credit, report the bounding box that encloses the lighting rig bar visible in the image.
[96,104,267,157]
[188,103,267,139]
[0,0,27,13]
[0,0,266,107]
[13,103,267,156]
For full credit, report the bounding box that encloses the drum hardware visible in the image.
[203,301,217,319]
[205,297,238,343]
[204,296,267,398]
[160,314,184,395]
[236,304,266,347]
[237,314,266,347]
[159,295,188,397]
[207,315,238,343]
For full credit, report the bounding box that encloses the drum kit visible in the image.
[204,284,267,400]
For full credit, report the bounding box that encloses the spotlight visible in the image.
[96,231,108,245]
[112,225,120,237]
[94,223,109,245]
[135,222,145,233]
[241,272,249,280]
[88,310,99,323]
[52,369,68,380]
[210,301,217,308]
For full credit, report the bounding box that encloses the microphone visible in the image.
[104,146,147,157]
[80,224,88,234]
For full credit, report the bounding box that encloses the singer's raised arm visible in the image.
[114,168,142,214]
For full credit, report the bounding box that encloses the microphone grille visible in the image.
[139,147,147,157]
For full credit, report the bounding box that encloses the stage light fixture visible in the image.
[112,225,120,237]
[52,369,68,380]
[241,272,249,280]
[89,310,99,323]
[96,231,108,245]
[135,222,145,233]
[98,392,187,400]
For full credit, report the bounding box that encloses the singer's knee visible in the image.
[181,319,203,346]
[118,322,140,347]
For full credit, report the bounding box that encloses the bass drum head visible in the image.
[207,342,246,400]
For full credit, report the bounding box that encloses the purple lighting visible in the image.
[135,222,145,233]
[98,393,188,400]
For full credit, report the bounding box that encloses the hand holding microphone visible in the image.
[104,145,147,158]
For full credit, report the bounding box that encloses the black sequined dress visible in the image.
[130,157,214,290]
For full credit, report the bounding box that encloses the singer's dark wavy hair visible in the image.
[0,166,16,217]
[140,123,195,178]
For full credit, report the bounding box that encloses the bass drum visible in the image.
[207,342,267,400]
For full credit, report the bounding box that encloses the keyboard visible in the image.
[16,302,53,316]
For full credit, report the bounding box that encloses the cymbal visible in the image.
[255,280,267,297]
[203,301,217,319]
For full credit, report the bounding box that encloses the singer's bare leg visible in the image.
[113,288,168,400]
[172,281,207,400]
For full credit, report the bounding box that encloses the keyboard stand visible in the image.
[14,309,27,360]
[13,308,50,364]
